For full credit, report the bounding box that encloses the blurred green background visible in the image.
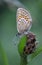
[0,0,42,65]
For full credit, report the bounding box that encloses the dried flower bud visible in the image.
[24,32,36,55]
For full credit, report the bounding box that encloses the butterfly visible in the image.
[13,8,32,45]
[16,8,32,36]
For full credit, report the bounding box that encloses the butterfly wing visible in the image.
[13,8,32,45]
[16,8,32,34]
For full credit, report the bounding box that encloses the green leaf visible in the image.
[0,42,9,65]
[18,35,27,56]
[31,46,42,60]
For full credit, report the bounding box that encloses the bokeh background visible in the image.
[0,0,42,65]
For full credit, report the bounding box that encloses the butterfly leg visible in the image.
[16,33,21,36]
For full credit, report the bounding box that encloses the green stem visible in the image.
[20,56,27,65]
[0,42,9,65]
[18,35,28,65]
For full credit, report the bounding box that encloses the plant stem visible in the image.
[20,56,27,65]
[0,42,9,65]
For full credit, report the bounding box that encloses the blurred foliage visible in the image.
[31,46,42,61]
[0,0,42,65]
[0,42,9,65]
